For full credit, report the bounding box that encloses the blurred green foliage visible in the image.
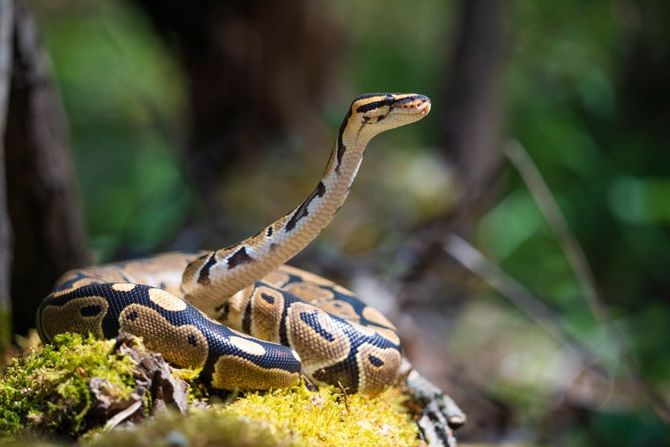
[30,0,670,445]
[37,1,189,261]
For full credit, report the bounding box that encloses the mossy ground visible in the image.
[83,409,300,447]
[81,385,419,447]
[0,333,420,446]
[220,385,419,446]
[0,333,136,438]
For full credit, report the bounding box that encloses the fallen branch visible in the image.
[503,139,670,422]
[444,233,588,359]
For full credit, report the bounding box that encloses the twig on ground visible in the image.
[443,234,609,373]
[503,139,670,421]
[503,141,607,335]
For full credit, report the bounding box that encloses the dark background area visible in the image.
[1,0,669,445]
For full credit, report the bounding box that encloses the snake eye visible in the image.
[361,106,391,124]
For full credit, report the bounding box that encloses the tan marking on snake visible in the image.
[249,287,284,342]
[229,336,267,356]
[51,277,99,297]
[112,283,136,292]
[286,302,350,372]
[317,300,360,323]
[362,306,395,329]
[374,327,401,345]
[356,342,402,394]
[40,296,108,341]
[148,287,187,311]
[284,282,334,302]
[119,304,208,369]
[260,270,291,288]
[332,284,356,296]
[211,355,300,390]
[348,320,378,338]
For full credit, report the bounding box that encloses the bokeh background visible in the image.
[1,0,669,445]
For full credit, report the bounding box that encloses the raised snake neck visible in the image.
[182,93,431,314]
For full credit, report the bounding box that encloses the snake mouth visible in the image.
[391,95,431,116]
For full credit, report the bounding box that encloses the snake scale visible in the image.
[37,93,431,394]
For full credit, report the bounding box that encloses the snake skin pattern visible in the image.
[37,94,431,393]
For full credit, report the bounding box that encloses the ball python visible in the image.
[36,93,431,394]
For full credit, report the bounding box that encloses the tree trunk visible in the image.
[399,0,508,283]
[439,0,506,231]
[4,1,88,336]
[133,0,341,231]
[0,0,15,348]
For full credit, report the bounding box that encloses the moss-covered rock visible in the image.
[0,333,136,438]
[0,333,190,441]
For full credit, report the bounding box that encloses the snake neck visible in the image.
[182,112,371,311]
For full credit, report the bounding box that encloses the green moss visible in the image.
[84,409,300,447]
[219,384,420,447]
[172,366,210,403]
[84,385,419,447]
[1,334,419,446]
[0,333,136,439]
[1,435,66,447]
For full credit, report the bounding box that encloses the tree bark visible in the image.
[0,0,15,347]
[4,1,88,335]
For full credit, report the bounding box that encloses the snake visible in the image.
[36,93,432,394]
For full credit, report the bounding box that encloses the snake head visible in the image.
[350,93,431,129]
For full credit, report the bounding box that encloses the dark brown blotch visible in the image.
[368,354,384,367]
[215,302,231,321]
[80,304,102,317]
[335,107,353,173]
[285,182,327,232]
[227,247,254,269]
[242,300,252,334]
[197,253,217,285]
[261,293,275,304]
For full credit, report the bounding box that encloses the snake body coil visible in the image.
[37,93,431,393]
